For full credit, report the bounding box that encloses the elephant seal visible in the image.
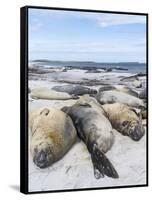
[132,80,142,88]
[98,85,138,97]
[139,88,147,99]
[52,85,97,96]
[76,94,104,113]
[29,107,77,168]
[97,90,145,108]
[30,87,78,100]
[102,103,145,141]
[120,75,139,82]
[62,102,119,179]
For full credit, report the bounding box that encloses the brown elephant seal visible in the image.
[102,103,145,141]
[29,107,77,168]
[62,102,119,179]
[97,90,145,108]
[98,85,138,97]
[52,85,97,96]
[76,94,105,113]
[30,87,79,100]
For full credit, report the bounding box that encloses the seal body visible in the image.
[52,85,97,96]
[120,75,139,82]
[98,85,138,97]
[62,102,119,179]
[139,88,147,99]
[102,103,145,141]
[29,107,77,168]
[30,87,78,100]
[132,80,142,88]
[97,90,145,108]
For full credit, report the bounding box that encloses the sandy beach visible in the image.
[28,65,147,192]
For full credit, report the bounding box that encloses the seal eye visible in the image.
[122,121,128,127]
[40,108,50,116]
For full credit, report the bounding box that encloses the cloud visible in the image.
[29,8,146,31]
[96,14,146,27]
[45,9,146,27]
[29,18,43,32]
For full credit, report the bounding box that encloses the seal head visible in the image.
[121,120,145,141]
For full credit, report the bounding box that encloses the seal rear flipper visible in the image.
[90,144,119,179]
[93,164,104,179]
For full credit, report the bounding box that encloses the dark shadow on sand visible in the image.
[9,185,20,192]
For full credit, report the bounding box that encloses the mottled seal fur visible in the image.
[62,101,119,179]
[97,90,145,108]
[102,103,145,141]
[52,85,97,96]
[30,87,78,100]
[29,107,77,168]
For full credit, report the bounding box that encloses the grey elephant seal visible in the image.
[120,75,139,82]
[52,85,97,96]
[30,87,78,100]
[98,85,138,97]
[97,90,145,108]
[132,80,142,88]
[102,103,145,141]
[139,88,147,99]
[29,107,77,168]
[62,102,119,179]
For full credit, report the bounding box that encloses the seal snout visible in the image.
[71,94,79,99]
[33,149,52,169]
[90,89,97,94]
[130,125,145,141]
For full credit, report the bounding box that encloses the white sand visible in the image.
[28,70,147,192]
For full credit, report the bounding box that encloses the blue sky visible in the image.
[28,8,146,62]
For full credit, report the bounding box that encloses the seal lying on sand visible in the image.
[52,85,97,96]
[132,80,142,88]
[30,87,78,100]
[62,103,119,179]
[102,103,145,141]
[139,88,147,99]
[98,85,138,97]
[120,75,139,82]
[97,90,145,108]
[29,107,77,168]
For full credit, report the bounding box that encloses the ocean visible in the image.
[30,60,147,74]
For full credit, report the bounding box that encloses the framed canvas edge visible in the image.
[20,6,28,194]
[20,5,149,194]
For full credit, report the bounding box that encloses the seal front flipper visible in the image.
[90,143,119,179]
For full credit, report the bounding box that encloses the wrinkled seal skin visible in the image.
[52,85,97,96]
[30,87,79,100]
[102,103,145,141]
[62,101,119,179]
[97,90,145,108]
[29,107,77,168]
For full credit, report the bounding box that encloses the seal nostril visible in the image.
[33,150,48,168]
[131,125,145,141]
[37,150,47,163]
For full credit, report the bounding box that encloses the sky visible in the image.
[28,8,147,63]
